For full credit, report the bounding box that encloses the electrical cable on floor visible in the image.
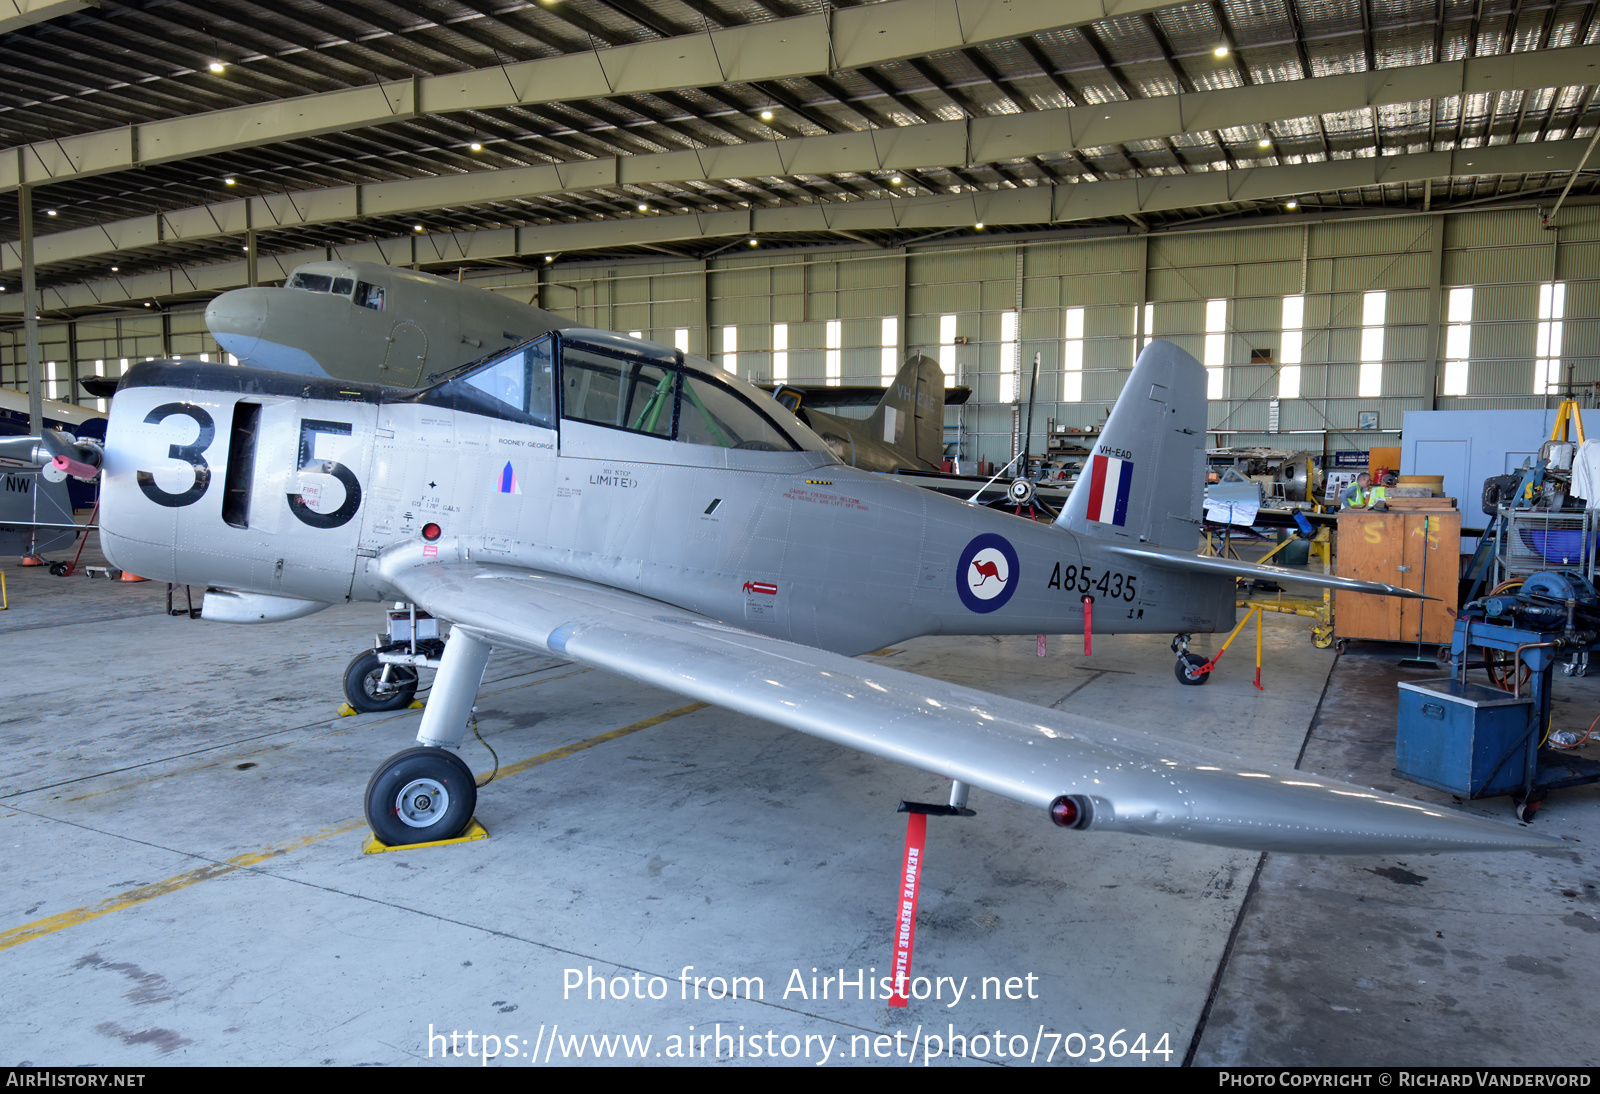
[471,709,501,786]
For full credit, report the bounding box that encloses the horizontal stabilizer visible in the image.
[1103,542,1431,600]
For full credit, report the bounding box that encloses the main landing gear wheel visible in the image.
[343,649,419,713]
[1175,652,1211,685]
[365,747,477,846]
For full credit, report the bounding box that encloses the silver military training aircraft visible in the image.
[55,330,1557,858]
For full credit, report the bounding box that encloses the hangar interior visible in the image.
[3,0,1600,1069]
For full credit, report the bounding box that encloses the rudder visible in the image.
[1056,340,1206,549]
[868,354,945,470]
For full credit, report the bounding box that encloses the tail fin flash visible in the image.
[1057,341,1206,548]
[868,355,945,470]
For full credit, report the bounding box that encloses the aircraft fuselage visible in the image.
[100,359,1233,654]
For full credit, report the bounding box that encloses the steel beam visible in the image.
[0,0,1165,192]
[9,142,1591,317]
[0,0,93,35]
[9,45,1600,275]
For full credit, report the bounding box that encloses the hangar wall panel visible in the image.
[11,204,1598,458]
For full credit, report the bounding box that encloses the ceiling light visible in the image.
[110,266,118,272]
[890,175,902,185]
[748,238,758,247]
[470,141,482,151]
[638,203,648,212]
[45,209,56,216]
[975,222,984,230]
[1286,200,1298,209]
[413,224,424,232]
[545,255,555,262]
[209,60,226,73]
[224,176,237,185]
[760,110,774,121]
[1258,138,1270,148]
[1213,45,1229,57]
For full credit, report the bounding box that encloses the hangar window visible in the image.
[939,314,957,379]
[1535,282,1566,395]
[826,320,842,387]
[1279,296,1303,400]
[999,310,1018,403]
[881,317,898,384]
[1443,288,1473,397]
[1359,291,1385,398]
[1205,299,1226,400]
[1063,308,1084,402]
[772,323,789,383]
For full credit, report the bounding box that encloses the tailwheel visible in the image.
[1312,624,1334,649]
[1175,652,1211,685]
[365,747,477,846]
[343,649,420,712]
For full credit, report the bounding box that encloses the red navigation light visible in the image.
[1049,795,1090,829]
[422,523,442,541]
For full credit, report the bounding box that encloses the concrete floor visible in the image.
[2,534,1596,1067]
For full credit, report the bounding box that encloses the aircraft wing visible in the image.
[1102,542,1431,600]
[377,553,1556,855]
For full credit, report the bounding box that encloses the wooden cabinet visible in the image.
[1335,511,1460,644]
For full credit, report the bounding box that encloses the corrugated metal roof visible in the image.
[4,0,1600,317]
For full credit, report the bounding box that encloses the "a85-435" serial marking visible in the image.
[1046,563,1137,600]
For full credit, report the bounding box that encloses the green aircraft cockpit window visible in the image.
[677,371,794,451]
[556,331,815,452]
[560,333,680,439]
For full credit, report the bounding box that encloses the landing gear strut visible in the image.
[364,628,493,845]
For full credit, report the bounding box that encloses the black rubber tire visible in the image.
[1175,652,1211,685]
[343,649,419,713]
[48,562,68,576]
[365,747,477,846]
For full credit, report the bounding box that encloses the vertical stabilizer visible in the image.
[867,355,946,469]
[1056,340,1206,548]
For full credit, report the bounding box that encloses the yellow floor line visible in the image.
[0,701,710,952]
[488,702,707,782]
[0,823,363,953]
